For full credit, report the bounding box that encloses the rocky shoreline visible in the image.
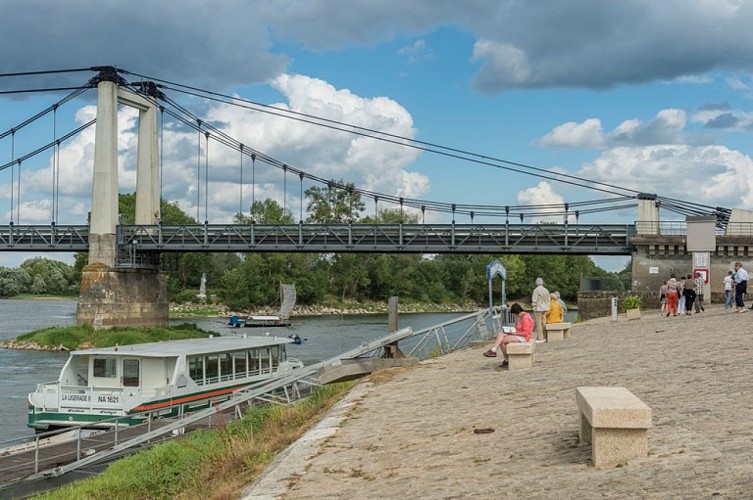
[0,340,70,352]
[171,301,482,318]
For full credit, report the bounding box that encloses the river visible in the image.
[0,299,576,444]
[0,299,468,443]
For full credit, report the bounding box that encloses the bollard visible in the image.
[611,296,618,322]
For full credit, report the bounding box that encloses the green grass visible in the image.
[37,382,354,500]
[11,323,211,350]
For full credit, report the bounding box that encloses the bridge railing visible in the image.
[635,221,753,237]
[0,224,88,250]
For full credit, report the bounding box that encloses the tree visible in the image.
[305,180,365,223]
[234,199,294,224]
[30,275,47,295]
[219,268,250,310]
[362,207,420,224]
[19,257,77,296]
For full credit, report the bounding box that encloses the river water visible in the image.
[0,299,467,443]
[0,299,576,443]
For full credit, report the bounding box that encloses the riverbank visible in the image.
[244,304,753,499]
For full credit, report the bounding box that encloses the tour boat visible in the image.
[27,336,303,431]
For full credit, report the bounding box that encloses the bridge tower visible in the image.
[77,68,168,328]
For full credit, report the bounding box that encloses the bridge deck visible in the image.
[0,223,635,257]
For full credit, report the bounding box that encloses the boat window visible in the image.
[249,349,260,375]
[93,358,116,378]
[233,351,247,378]
[188,356,204,385]
[123,359,140,387]
[205,355,219,384]
[259,348,270,374]
[219,353,233,382]
[271,346,279,368]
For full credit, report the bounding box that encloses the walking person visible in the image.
[666,275,680,317]
[683,274,695,315]
[659,282,668,315]
[724,270,734,309]
[694,272,706,313]
[677,277,686,315]
[531,278,550,342]
[733,262,748,312]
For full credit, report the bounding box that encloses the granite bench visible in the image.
[506,341,535,370]
[545,322,571,341]
[575,386,652,467]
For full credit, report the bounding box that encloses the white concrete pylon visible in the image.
[88,81,161,266]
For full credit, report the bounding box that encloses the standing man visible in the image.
[694,272,706,313]
[531,278,550,342]
[683,274,696,315]
[733,262,748,313]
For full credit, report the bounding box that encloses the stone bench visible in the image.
[506,341,535,370]
[575,386,652,467]
[545,322,571,341]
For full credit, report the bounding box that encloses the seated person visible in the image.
[546,293,563,323]
[554,291,567,316]
[483,303,533,368]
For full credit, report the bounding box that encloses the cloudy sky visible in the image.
[1,0,753,269]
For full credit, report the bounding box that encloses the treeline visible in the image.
[0,188,632,305]
[0,257,79,297]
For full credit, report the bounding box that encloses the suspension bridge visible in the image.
[1,66,752,326]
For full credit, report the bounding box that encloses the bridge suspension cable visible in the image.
[153,91,639,220]
[118,72,731,222]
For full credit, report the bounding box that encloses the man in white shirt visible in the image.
[531,278,550,342]
[733,262,749,312]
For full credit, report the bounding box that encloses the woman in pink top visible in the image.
[483,303,534,368]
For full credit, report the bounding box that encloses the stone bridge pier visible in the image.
[76,71,168,328]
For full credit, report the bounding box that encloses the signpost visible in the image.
[486,259,507,312]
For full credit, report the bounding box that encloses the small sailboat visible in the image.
[228,283,296,328]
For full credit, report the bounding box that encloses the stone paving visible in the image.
[244,305,753,499]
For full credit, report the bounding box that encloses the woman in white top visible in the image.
[723,271,734,309]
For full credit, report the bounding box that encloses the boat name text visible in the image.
[62,394,90,402]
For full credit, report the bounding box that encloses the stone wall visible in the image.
[631,235,753,302]
[577,291,660,321]
[76,262,168,328]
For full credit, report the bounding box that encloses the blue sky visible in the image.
[2,1,753,271]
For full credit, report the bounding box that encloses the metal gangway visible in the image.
[0,308,503,495]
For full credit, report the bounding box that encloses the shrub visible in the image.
[623,294,642,310]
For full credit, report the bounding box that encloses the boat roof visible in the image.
[72,335,293,358]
